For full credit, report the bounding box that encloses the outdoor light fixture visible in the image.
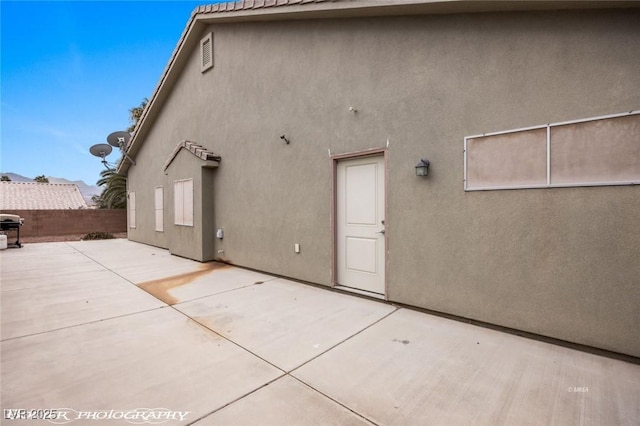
[415,159,430,176]
[280,135,291,144]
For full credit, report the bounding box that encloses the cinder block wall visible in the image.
[1,210,127,237]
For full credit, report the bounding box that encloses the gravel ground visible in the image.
[14,233,128,244]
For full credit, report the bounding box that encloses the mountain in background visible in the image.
[0,172,102,206]
[0,172,32,183]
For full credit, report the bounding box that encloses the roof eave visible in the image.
[118,7,205,175]
[117,0,640,175]
[192,0,640,22]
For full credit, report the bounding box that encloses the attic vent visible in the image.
[200,32,213,72]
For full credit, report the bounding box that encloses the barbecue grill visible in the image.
[0,214,24,248]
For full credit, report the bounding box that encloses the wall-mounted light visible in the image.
[415,159,430,176]
[280,135,290,144]
[348,106,358,113]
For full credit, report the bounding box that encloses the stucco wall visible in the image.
[127,151,166,250]
[202,166,217,261]
[127,9,640,357]
[2,209,126,237]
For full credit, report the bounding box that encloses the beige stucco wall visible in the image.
[127,144,166,250]
[165,151,204,261]
[128,9,640,357]
[129,142,218,261]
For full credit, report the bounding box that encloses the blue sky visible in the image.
[1,1,217,185]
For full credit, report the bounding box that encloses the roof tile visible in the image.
[196,0,334,14]
[164,140,221,171]
[0,182,88,210]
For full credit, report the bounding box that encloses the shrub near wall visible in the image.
[1,210,127,237]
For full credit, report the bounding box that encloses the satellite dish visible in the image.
[106,130,136,166]
[90,143,113,158]
[107,131,131,148]
[90,144,115,170]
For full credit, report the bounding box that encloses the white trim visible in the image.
[467,182,638,192]
[546,126,551,187]
[465,123,548,140]
[466,184,550,192]
[549,181,639,188]
[463,137,468,191]
[466,110,639,140]
[128,191,136,229]
[330,147,388,294]
[154,186,164,232]
[551,110,639,127]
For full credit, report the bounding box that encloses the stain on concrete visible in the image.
[193,316,235,339]
[138,262,229,305]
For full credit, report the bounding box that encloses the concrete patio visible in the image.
[1,239,638,425]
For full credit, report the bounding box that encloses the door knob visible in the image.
[376,229,385,234]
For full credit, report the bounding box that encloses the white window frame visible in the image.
[128,191,136,229]
[464,110,640,191]
[174,179,194,227]
[155,186,164,232]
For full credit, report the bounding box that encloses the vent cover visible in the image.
[200,32,213,72]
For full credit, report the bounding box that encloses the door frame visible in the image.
[331,148,388,299]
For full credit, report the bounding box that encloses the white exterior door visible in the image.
[337,155,385,295]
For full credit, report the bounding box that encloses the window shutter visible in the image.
[155,186,163,232]
[174,181,184,225]
[129,192,136,229]
[184,179,194,226]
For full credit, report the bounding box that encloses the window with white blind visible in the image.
[128,192,136,229]
[155,186,163,232]
[174,179,194,226]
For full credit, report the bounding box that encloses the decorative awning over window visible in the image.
[164,140,221,171]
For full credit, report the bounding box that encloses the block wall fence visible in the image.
[1,210,127,237]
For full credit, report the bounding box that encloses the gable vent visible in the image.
[200,32,213,72]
